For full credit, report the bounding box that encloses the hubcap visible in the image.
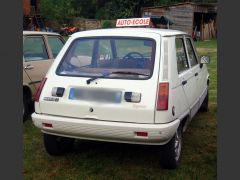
[174,130,182,161]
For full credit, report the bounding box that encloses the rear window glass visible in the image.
[48,36,64,58]
[23,36,49,61]
[175,38,189,73]
[185,38,198,67]
[56,37,156,79]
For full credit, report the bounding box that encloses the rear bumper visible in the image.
[32,113,180,145]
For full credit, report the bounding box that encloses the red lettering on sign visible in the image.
[116,18,151,27]
[146,18,150,25]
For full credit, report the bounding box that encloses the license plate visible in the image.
[69,88,122,103]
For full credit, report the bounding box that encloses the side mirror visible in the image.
[200,56,210,64]
[200,56,210,68]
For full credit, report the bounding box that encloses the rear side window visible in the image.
[115,39,153,59]
[23,36,49,61]
[56,37,156,80]
[48,36,64,58]
[175,38,189,73]
[185,38,198,67]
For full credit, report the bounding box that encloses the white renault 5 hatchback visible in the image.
[32,28,210,169]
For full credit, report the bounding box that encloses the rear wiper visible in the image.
[111,71,149,76]
[86,72,110,84]
[86,71,149,84]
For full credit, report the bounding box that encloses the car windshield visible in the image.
[56,37,156,79]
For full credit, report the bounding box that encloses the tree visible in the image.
[40,0,217,22]
[101,20,113,28]
[40,0,75,24]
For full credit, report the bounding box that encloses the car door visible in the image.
[185,37,208,103]
[185,37,203,98]
[175,37,198,118]
[23,35,53,91]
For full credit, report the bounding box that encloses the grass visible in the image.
[23,39,217,179]
[195,39,217,49]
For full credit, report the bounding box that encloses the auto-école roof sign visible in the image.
[116,18,151,27]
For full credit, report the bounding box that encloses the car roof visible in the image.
[23,31,60,36]
[71,28,187,37]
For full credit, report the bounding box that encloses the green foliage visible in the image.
[73,0,97,19]
[101,20,113,28]
[40,0,217,21]
[40,0,75,24]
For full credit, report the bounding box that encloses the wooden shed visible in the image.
[23,0,41,16]
[23,0,45,30]
[142,2,217,40]
[23,0,31,16]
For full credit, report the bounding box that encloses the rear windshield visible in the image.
[56,37,156,80]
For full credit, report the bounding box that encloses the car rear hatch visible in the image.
[37,36,160,124]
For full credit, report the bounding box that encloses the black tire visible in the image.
[23,93,29,122]
[159,125,183,169]
[199,90,209,112]
[43,133,74,156]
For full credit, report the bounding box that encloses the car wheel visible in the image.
[23,94,29,122]
[199,90,209,112]
[159,125,182,169]
[43,133,75,156]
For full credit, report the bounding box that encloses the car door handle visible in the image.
[195,72,198,77]
[24,64,34,70]
[182,80,187,85]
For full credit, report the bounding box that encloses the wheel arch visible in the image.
[180,114,190,133]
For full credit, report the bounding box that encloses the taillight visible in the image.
[34,77,47,102]
[135,132,148,137]
[42,123,53,128]
[157,82,169,110]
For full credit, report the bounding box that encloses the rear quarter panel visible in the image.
[155,36,189,124]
